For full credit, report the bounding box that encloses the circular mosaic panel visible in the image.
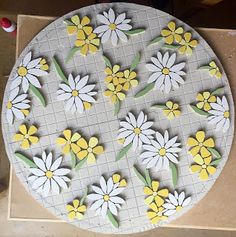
[2,2,234,234]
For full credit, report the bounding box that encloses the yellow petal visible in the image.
[105,76,113,84]
[116,84,122,92]
[149,202,158,212]
[166,101,173,109]
[204,156,212,165]
[107,83,115,91]
[172,103,179,110]
[116,72,124,77]
[173,110,181,117]
[196,102,204,109]
[178,45,187,54]
[185,45,193,55]
[81,16,90,26]
[216,71,222,78]
[203,102,211,111]
[66,204,74,212]
[21,139,30,149]
[93,146,104,155]
[119,179,127,187]
[71,133,81,142]
[77,205,86,212]
[147,211,157,219]
[151,180,159,192]
[77,138,88,149]
[209,68,216,76]
[154,195,164,207]
[105,67,112,75]
[196,93,204,101]
[63,129,72,141]
[123,82,130,91]
[87,152,96,164]
[62,144,71,154]
[208,95,216,103]
[129,71,136,79]
[112,174,121,183]
[111,94,117,104]
[196,131,205,143]
[21,109,29,116]
[77,150,88,160]
[76,212,84,220]
[203,91,210,99]
[190,164,202,173]
[150,216,161,224]
[157,188,169,197]
[113,65,120,73]
[71,15,80,25]
[167,112,175,120]
[200,146,211,157]
[194,154,204,165]
[199,169,209,180]
[89,44,98,53]
[209,61,217,68]
[203,138,215,148]
[67,25,77,35]
[19,124,27,135]
[14,134,24,141]
[143,186,153,195]
[144,195,154,205]
[117,92,126,101]
[168,21,176,31]
[28,125,37,135]
[56,137,67,145]
[103,90,113,97]
[73,199,80,208]
[71,143,81,153]
[189,40,198,47]
[165,35,174,44]
[174,34,182,43]
[207,166,216,175]
[80,44,89,56]
[68,211,76,220]
[161,29,171,37]
[189,146,200,156]
[184,32,192,42]
[90,38,100,46]
[123,69,130,78]
[75,39,85,47]
[175,27,183,34]
[187,137,198,146]
[28,136,39,144]
[88,33,96,40]
[130,79,138,87]
[83,101,91,110]
[89,137,98,148]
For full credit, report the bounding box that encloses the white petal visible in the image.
[32,176,47,189]
[115,13,126,24]
[108,8,115,23]
[165,209,176,216]
[151,57,163,69]
[223,118,230,132]
[117,130,133,139]
[97,14,110,25]
[53,168,70,176]
[92,185,104,195]
[111,30,118,46]
[76,75,89,90]
[164,130,169,143]
[143,144,157,152]
[74,97,84,113]
[79,84,95,93]
[169,193,178,205]
[178,192,185,205]
[43,179,51,196]
[146,63,159,72]
[68,74,76,89]
[155,131,164,147]
[12,94,27,103]
[46,153,53,169]
[22,52,32,66]
[53,176,68,189]
[12,107,24,120]
[120,121,134,130]
[163,203,176,210]
[216,117,225,131]
[132,135,139,150]
[109,196,125,204]
[10,77,22,90]
[137,111,144,127]
[123,133,135,147]
[165,136,178,149]
[116,23,132,31]
[9,87,20,101]
[107,177,114,194]
[94,25,109,34]
[27,58,41,69]
[116,29,128,42]
[169,72,185,84]
[57,92,72,101]
[59,83,72,92]
[146,156,158,169]
[166,53,176,68]
[162,52,169,67]
[50,156,62,171]
[65,97,75,111]
[79,93,96,103]
[148,72,162,83]
[140,121,153,130]
[101,29,111,43]
[166,153,179,164]
[222,96,229,110]
[6,109,13,124]
[33,157,46,171]
[108,201,118,215]
[128,112,137,127]
[100,176,107,193]
[155,156,163,170]
[101,201,108,217]
[140,151,156,158]
[182,196,191,206]
[87,193,103,201]
[154,74,165,90]
[90,199,104,210]
[51,178,60,194]
[164,75,171,93]
[170,62,186,72]
[28,68,48,76]
[163,157,169,170]
[139,134,151,145]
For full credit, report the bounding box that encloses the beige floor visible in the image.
[0,13,236,237]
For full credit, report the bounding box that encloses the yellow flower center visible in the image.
[202,164,207,169]
[103,194,110,201]
[176,205,182,211]
[17,66,28,77]
[73,207,78,212]
[224,111,230,118]
[77,24,83,29]
[159,148,166,156]
[162,67,170,75]
[67,140,72,145]
[152,191,157,196]
[157,211,162,217]
[72,90,79,97]
[198,142,203,147]
[109,23,116,30]
[7,101,12,109]
[25,134,30,139]
[85,39,90,44]
[87,147,93,153]
[134,128,141,134]
[45,170,53,179]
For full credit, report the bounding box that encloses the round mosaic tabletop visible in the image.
[2,2,235,234]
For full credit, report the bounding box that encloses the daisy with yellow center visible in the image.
[190,150,216,180]
[112,173,127,187]
[187,130,215,157]
[76,137,104,164]
[143,180,169,205]
[209,61,222,79]
[119,69,138,91]
[66,199,87,220]
[147,199,168,224]
[103,83,126,104]
[13,124,39,149]
[196,91,216,111]
[104,65,124,85]
[66,15,92,37]
[161,21,183,44]
[56,129,81,154]
[75,31,100,56]
[178,32,198,56]
[163,101,181,120]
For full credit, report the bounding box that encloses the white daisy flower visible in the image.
[118,111,155,150]
[94,8,132,46]
[163,191,191,216]
[141,130,181,170]
[208,96,230,132]
[6,87,30,124]
[11,51,48,93]
[57,73,97,114]
[87,176,125,217]
[146,51,186,93]
[28,151,71,197]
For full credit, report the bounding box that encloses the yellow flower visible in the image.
[178,32,198,55]
[119,70,138,91]
[104,65,124,85]
[39,58,49,71]
[112,174,127,187]
[163,101,181,120]
[187,131,215,157]
[77,137,104,164]
[161,21,183,44]
[13,124,39,149]
[147,199,168,224]
[103,83,126,104]
[190,150,216,180]
[66,199,87,220]
[196,92,216,111]
[209,61,222,79]
[75,31,100,56]
[143,180,169,205]
[56,129,81,154]
[66,15,92,36]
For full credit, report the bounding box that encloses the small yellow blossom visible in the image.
[104,65,124,85]
[14,124,39,149]
[112,174,127,187]
[163,101,181,120]
[39,58,49,71]
[209,61,222,79]
[119,69,138,91]
[66,199,87,220]
[161,21,183,44]
[196,92,216,111]
[103,83,126,104]
[178,32,198,55]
